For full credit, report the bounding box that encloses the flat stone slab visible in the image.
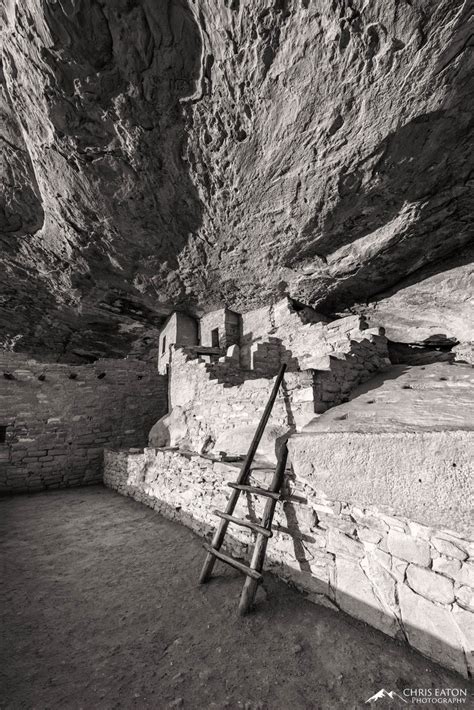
[289,429,473,535]
[290,363,474,535]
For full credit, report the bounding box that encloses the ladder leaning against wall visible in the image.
[198,364,288,615]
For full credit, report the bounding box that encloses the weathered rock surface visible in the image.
[289,426,474,534]
[362,247,474,347]
[1,0,202,360]
[302,362,474,433]
[1,1,473,359]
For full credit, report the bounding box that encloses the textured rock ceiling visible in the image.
[1,0,473,361]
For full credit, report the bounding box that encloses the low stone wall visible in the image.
[104,446,473,677]
[0,353,167,493]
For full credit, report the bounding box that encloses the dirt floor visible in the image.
[0,487,472,710]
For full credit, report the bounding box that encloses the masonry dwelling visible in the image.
[1,296,473,678]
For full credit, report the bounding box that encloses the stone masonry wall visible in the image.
[104,447,474,678]
[168,346,316,455]
[157,312,198,375]
[200,309,240,350]
[165,332,390,456]
[0,353,167,493]
[312,334,391,413]
[240,298,386,371]
[249,338,299,377]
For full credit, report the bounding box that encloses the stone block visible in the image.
[291,387,314,403]
[361,554,397,610]
[313,502,338,516]
[398,585,468,677]
[432,556,462,578]
[370,548,392,572]
[317,515,356,535]
[357,527,383,544]
[350,508,388,533]
[391,557,408,582]
[431,537,468,561]
[456,562,474,588]
[455,585,474,612]
[408,521,432,540]
[452,605,474,676]
[379,514,407,532]
[387,531,430,566]
[406,564,454,604]
[327,529,364,558]
[305,531,327,549]
[335,557,399,637]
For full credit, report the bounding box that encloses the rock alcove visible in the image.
[1,0,472,362]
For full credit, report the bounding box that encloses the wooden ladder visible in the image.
[198,364,288,615]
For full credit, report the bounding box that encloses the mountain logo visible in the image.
[365,689,407,703]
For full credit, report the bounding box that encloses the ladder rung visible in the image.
[213,510,272,538]
[203,544,263,581]
[227,483,281,500]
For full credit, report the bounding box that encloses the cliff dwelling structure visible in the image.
[1,1,473,708]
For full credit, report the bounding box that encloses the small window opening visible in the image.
[162,335,167,355]
[211,328,219,348]
[0,426,7,444]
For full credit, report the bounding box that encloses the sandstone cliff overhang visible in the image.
[1,1,472,359]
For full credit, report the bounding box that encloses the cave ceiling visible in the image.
[1,0,472,361]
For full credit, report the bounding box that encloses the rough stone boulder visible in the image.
[149,408,189,450]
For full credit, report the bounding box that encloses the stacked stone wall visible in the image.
[169,347,316,453]
[200,309,240,349]
[313,334,391,412]
[249,338,299,377]
[167,329,390,454]
[0,353,167,493]
[104,446,473,678]
[240,299,386,372]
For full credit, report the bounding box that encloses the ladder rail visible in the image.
[238,444,288,615]
[236,363,287,486]
[199,364,287,584]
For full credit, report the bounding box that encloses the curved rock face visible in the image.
[363,246,474,346]
[1,0,472,359]
[1,0,202,360]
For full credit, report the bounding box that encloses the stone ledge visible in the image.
[288,430,474,536]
